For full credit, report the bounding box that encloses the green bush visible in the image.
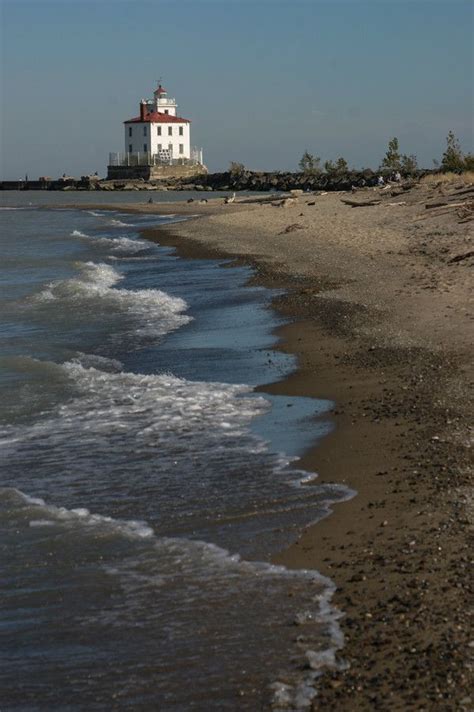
[381,137,401,171]
[441,131,465,171]
[299,150,321,175]
[401,154,418,174]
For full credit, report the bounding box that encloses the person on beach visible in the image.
[377,175,385,186]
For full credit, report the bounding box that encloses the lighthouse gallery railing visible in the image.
[108,149,204,167]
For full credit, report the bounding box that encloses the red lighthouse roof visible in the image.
[124,111,190,124]
[154,84,167,96]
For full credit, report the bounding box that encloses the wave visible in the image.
[33,261,191,338]
[3,487,155,539]
[70,229,153,255]
[72,352,123,372]
[0,355,351,707]
[98,236,152,255]
[2,485,345,708]
[0,206,33,210]
[108,218,133,227]
[70,229,89,237]
[0,358,270,460]
[0,355,351,553]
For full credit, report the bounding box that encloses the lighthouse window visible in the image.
[168,127,172,136]
[158,144,162,151]
[179,126,183,136]
[128,127,132,137]
[157,126,162,136]
[179,144,184,154]
[164,110,169,114]
[143,126,147,136]
[129,144,132,153]
[144,144,147,152]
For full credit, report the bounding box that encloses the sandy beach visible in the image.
[69,181,473,710]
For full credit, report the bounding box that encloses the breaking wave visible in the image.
[108,218,132,227]
[33,261,191,338]
[70,229,153,255]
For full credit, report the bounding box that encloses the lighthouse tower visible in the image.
[152,83,177,115]
[107,80,205,180]
[125,82,191,160]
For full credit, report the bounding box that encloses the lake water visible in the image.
[0,192,351,711]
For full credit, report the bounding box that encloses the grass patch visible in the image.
[421,171,474,186]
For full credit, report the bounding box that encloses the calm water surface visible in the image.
[0,192,351,711]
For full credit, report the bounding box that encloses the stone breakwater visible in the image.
[1,168,437,192]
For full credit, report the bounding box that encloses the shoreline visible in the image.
[66,192,472,709]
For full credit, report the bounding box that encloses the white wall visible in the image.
[124,119,191,159]
[124,122,153,154]
[149,122,191,159]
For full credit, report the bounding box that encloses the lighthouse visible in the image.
[107,80,205,180]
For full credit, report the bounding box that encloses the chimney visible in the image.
[140,100,147,121]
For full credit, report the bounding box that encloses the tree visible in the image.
[325,157,349,174]
[229,161,245,178]
[441,131,464,171]
[335,156,349,173]
[381,137,401,170]
[400,154,418,174]
[299,150,321,174]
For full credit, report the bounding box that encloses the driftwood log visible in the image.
[425,201,449,209]
[414,201,472,221]
[451,186,474,197]
[448,251,474,264]
[341,198,381,207]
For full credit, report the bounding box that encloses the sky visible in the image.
[0,0,472,179]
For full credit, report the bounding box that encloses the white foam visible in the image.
[299,472,319,485]
[98,236,152,254]
[0,360,272,484]
[73,353,123,372]
[6,488,155,539]
[59,360,269,437]
[71,229,89,237]
[71,228,152,255]
[34,261,191,338]
[6,487,337,590]
[108,219,132,227]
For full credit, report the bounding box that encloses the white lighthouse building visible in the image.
[108,81,205,180]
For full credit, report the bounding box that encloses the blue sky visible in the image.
[1,0,472,178]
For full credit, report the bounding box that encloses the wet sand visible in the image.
[68,186,473,710]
